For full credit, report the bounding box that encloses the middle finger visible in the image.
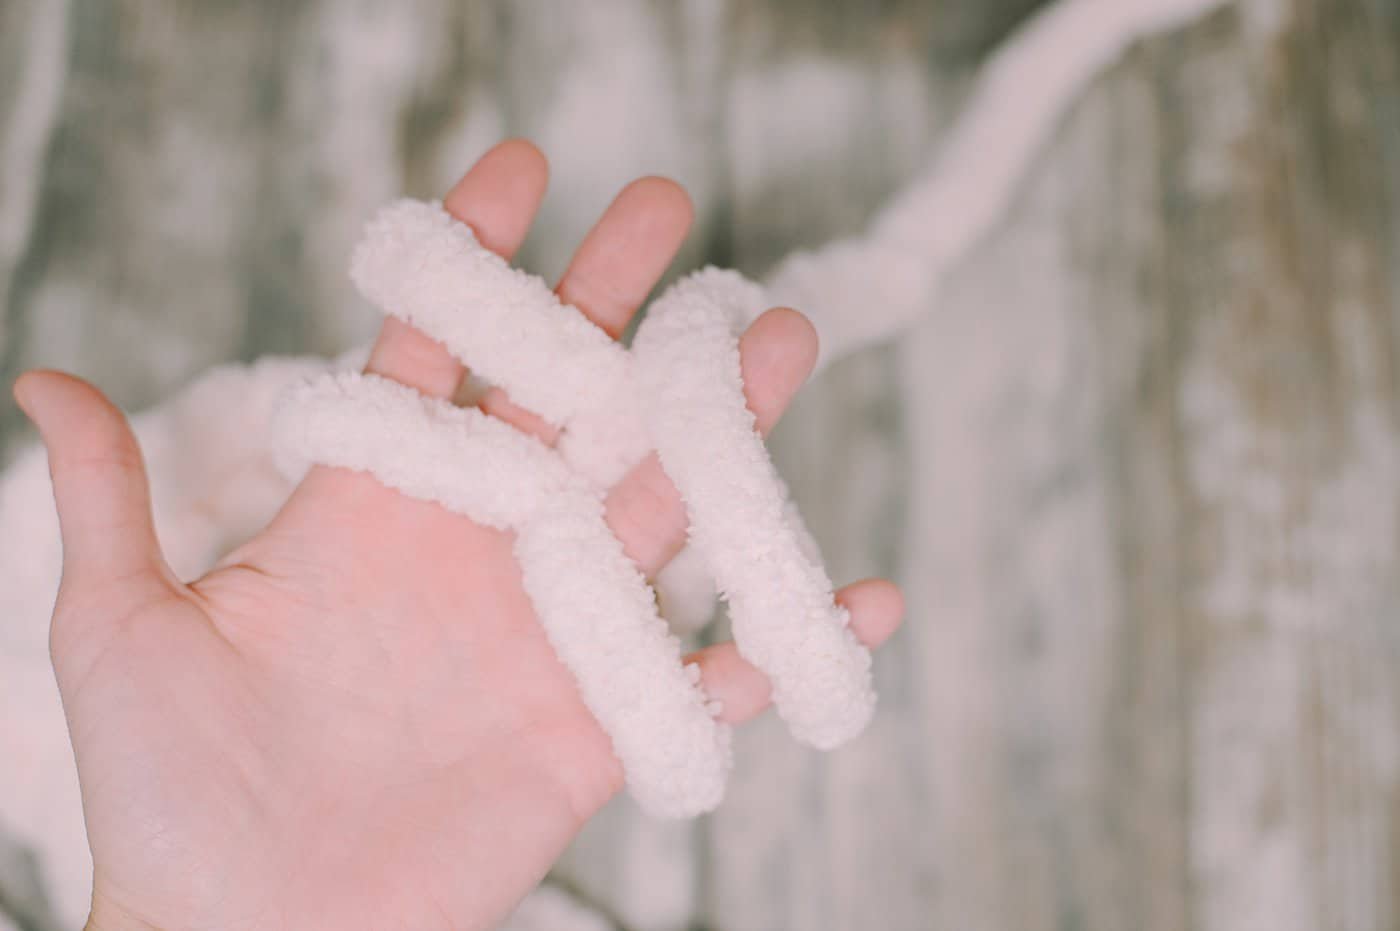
[479,176,695,439]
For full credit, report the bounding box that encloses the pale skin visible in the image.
[15,140,904,931]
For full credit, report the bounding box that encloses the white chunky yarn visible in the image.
[278,201,878,813]
[273,372,731,818]
[350,200,632,430]
[632,270,875,748]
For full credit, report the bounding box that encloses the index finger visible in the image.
[363,139,550,399]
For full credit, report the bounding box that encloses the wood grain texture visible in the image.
[2,1,1397,929]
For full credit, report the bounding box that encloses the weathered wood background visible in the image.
[3,0,1399,929]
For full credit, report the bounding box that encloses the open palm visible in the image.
[17,140,903,931]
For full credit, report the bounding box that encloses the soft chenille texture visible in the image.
[633,269,876,748]
[350,199,651,489]
[273,372,732,818]
[283,200,878,813]
[350,199,630,429]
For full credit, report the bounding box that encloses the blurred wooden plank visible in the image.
[0,0,68,381]
[748,41,1184,929]
[1166,2,1400,927]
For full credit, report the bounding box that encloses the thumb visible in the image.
[14,371,168,591]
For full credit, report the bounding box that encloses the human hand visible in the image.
[15,140,904,931]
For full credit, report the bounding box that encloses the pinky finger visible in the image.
[686,577,904,725]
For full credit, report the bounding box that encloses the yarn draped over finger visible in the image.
[274,200,876,815]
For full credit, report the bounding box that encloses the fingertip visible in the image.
[758,306,818,369]
[496,136,548,163]
[371,138,551,397]
[687,578,904,728]
[555,174,695,340]
[12,370,43,417]
[441,138,550,258]
[685,644,772,725]
[17,371,167,585]
[740,307,820,434]
[13,368,63,405]
[457,137,549,196]
[840,575,905,615]
[13,370,106,432]
[837,577,906,647]
[621,175,695,231]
